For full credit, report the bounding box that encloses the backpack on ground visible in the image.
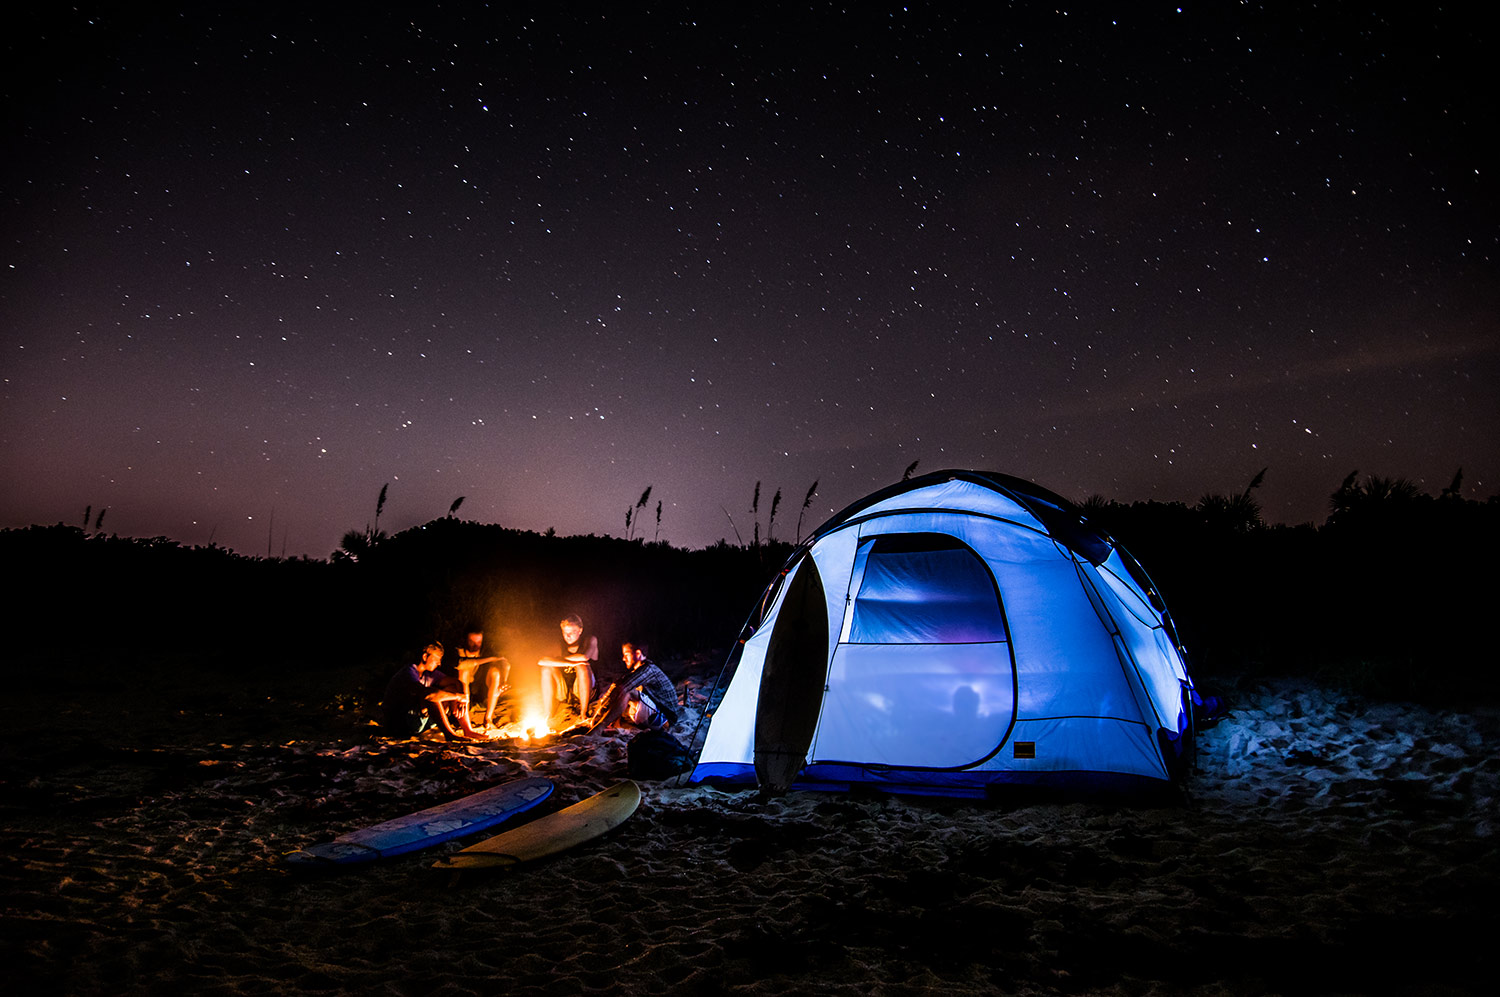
[628,728,692,779]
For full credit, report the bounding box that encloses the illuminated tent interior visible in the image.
[691,470,1199,796]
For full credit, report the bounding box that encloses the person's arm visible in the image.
[456,650,501,675]
[455,656,500,685]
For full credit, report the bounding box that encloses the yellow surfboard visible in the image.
[432,781,640,871]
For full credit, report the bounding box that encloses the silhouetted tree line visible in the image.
[1,521,791,681]
[1,525,343,673]
[332,518,793,666]
[1083,472,1498,705]
[4,470,1494,705]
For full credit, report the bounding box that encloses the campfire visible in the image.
[484,700,554,742]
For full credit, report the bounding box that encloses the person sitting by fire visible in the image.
[538,613,602,723]
[588,642,681,732]
[447,624,510,730]
[380,641,486,741]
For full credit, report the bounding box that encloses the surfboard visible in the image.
[754,555,830,792]
[431,780,640,871]
[285,776,553,866]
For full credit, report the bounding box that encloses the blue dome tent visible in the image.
[690,470,1198,796]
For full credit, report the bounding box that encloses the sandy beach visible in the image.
[4,660,1496,995]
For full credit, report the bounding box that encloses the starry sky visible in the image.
[4,4,1495,557]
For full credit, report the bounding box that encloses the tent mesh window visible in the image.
[847,533,1008,644]
[816,533,1014,769]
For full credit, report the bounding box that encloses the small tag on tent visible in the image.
[1013,741,1036,759]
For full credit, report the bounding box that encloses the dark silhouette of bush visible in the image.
[334,518,792,658]
[6,471,1495,708]
[0,520,790,689]
[1,524,359,674]
[1083,477,1497,706]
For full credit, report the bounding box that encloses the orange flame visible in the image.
[490,695,554,741]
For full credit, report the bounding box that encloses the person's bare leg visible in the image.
[456,660,479,725]
[548,667,574,721]
[455,700,483,737]
[479,670,494,728]
[575,666,593,719]
[483,661,510,727]
[540,667,556,719]
[428,700,463,739]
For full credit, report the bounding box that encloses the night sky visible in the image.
[5,4,1494,558]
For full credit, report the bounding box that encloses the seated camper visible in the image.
[589,643,680,732]
[447,625,511,729]
[538,614,601,722]
[381,642,485,741]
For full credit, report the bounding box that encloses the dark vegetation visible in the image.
[1084,471,1498,707]
[5,519,791,694]
[5,470,1495,708]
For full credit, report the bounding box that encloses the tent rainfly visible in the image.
[690,470,1199,797]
